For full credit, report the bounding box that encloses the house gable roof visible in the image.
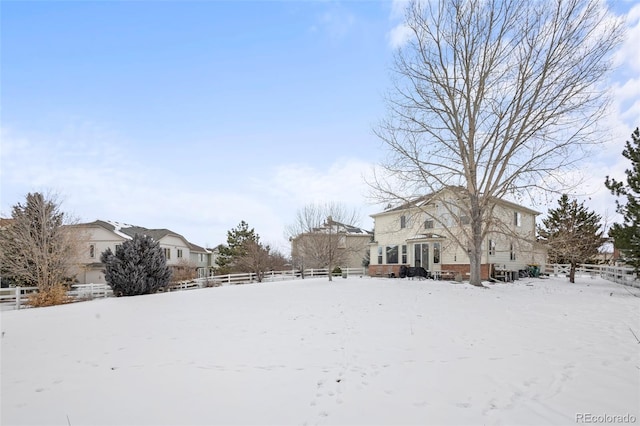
[78,220,199,249]
[310,219,373,236]
[371,190,540,217]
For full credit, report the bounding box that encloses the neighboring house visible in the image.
[69,220,214,284]
[291,220,373,270]
[369,191,546,280]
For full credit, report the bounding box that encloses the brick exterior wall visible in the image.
[370,263,492,280]
[439,264,491,280]
[369,264,404,277]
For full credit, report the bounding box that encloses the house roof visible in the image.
[311,219,373,236]
[77,220,207,251]
[371,189,540,217]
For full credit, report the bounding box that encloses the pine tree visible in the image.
[605,128,640,276]
[100,234,171,296]
[539,195,605,283]
[215,221,259,274]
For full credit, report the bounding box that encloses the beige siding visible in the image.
[371,194,544,275]
[158,235,191,265]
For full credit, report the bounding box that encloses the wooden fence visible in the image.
[0,267,368,310]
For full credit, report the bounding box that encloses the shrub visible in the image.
[27,284,72,307]
[101,234,172,296]
[332,266,342,276]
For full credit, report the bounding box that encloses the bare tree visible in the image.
[235,240,272,282]
[287,202,363,281]
[371,0,623,285]
[0,192,85,292]
[171,258,198,283]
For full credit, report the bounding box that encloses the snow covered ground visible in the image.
[2,276,639,426]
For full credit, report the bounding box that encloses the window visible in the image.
[400,215,407,229]
[177,249,183,258]
[514,211,522,227]
[115,244,122,253]
[386,245,399,264]
[199,253,205,262]
[510,243,516,261]
[377,246,383,264]
[338,235,346,249]
[488,240,496,256]
[460,215,471,225]
[433,242,440,264]
[414,243,429,268]
[401,245,407,264]
[424,219,434,229]
[163,248,171,260]
[89,244,95,258]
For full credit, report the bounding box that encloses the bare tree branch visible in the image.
[369,0,623,285]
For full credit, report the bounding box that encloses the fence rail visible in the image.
[1,267,368,310]
[544,264,638,288]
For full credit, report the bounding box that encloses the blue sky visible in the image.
[1,0,639,253]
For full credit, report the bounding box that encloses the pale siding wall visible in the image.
[189,251,209,269]
[158,235,191,265]
[82,226,127,263]
[371,196,543,272]
[340,235,371,269]
[483,204,539,270]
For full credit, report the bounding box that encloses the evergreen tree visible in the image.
[539,195,606,283]
[101,234,171,296]
[605,127,640,276]
[215,221,259,274]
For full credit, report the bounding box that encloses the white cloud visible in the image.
[309,4,356,40]
[387,23,413,49]
[0,125,382,256]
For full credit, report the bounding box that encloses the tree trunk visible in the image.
[569,263,576,283]
[469,200,484,286]
[468,244,483,286]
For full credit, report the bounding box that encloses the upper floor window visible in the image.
[199,253,205,262]
[377,246,383,264]
[400,215,407,229]
[514,211,522,227]
[510,243,516,261]
[460,215,470,225]
[488,240,496,256]
[177,249,183,258]
[89,244,95,258]
[163,248,171,260]
[338,235,347,249]
[424,219,434,229]
[115,244,122,253]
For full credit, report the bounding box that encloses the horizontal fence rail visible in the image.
[544,264,638,288]
[1,267,369,310]
[7,264,632,311]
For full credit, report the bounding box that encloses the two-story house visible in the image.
[69,220,214,284]
[291,219,373,271]
[369,191,546,280]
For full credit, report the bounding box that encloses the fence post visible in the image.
[15,286,21,310]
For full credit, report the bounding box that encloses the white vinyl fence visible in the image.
[1,267,368,310]
[544,264,638,288]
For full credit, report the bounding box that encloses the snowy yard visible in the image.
[1,276,639,426]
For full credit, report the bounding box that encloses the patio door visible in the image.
[414,243,429,270]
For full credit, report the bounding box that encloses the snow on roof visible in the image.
[105,220,135,240]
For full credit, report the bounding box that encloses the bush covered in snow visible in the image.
[100,234,171,296]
